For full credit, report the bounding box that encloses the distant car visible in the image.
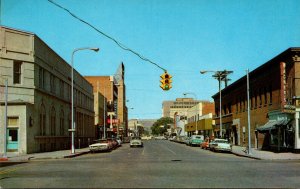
[130,136,143,148]
[209,139,232,152]
[155,136,166,140]
[189,135,204,146]
[141,136,152,140]
[89,139,113,152]
[200,138,210,149]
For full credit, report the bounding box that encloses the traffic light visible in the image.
[160,72,172,91]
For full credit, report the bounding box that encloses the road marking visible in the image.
[162,145,176,155]
[142,148,145,156]
[0,166,26,175]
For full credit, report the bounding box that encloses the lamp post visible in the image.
[183,92,198,134]
[200,70,233,138]
[71,47,99,154]
[0,76,8,160]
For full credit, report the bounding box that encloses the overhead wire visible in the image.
[47,0,167,72]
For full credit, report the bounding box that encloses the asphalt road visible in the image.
[1,140,300,188]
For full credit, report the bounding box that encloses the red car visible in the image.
[200,138,210,150]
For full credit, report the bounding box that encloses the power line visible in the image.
[47,0,167,72]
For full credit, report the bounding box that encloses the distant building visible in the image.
[162,98,201,118]
[85,65,127,139]
[212,48,300,152]
[138,119,157,134]
[185,102,215,137]
[0,26,95,155]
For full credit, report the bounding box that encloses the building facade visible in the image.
[212,48,300,152]
[85,66,127,139]
[0,26,95,155]
[185,102,215,137]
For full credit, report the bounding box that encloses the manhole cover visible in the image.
[171,159,182,162]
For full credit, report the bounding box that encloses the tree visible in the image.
[151,117,173,135]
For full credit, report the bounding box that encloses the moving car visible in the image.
[89,139,113,152]
[130,136,143,148]
[209,139,232,152]
[189,135,204,146]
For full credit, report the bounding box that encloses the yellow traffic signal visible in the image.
[160,72,172,91]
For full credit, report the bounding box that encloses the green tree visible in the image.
[151,117,173,135]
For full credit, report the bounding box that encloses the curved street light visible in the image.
[71,47,99,154]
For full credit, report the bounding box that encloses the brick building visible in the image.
[85,64,127,139]
[212,48,300,151]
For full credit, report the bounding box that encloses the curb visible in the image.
[232,151,262,160]
[64,151,90,158]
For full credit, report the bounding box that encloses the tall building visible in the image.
[212,47,300,152]
[0,26,95,155]
[85,63,127,138]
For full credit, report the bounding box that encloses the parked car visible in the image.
[107,138,118,149]
[141,135,152,140]
[189,135,204,146]
[184,136,191,145]
[200,138,210,149]
[130,136,143,147]
[209,139,232,152]
[89,139,113,152]
[115,137,122,146]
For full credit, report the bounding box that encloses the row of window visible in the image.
[173,101,199,105]
[39,66,93,110]
[216,85,273,116]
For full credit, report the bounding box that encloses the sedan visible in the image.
[130,136,143,148]
[89,139,113,152]
[209,139,232,152]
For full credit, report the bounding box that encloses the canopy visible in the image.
[256,119,290,133]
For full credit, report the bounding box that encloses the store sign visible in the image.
[107,119,119,124]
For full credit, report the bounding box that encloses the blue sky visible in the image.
[1,0,300,119]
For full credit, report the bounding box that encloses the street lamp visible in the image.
[0,76,8,160]
[183,92,198,134]
[71,47,99,154]
[200,70,233,138]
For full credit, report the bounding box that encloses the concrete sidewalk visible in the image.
[0,147,90,164]
[231,145,300,160]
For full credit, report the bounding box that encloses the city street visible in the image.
[1,140,300,188]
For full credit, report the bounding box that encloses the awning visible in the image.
[256,119,290,132]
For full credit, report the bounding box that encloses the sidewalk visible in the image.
[231,145,300,160]
[0,147,90,164]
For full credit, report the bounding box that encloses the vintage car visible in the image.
[89,139,113,152]
[130,136,143,148]
[200,138,210,149]
[209,139,232,152]
[189,135,204,146]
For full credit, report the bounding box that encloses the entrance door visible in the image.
[7,129,19,152]
[232,126,238,145]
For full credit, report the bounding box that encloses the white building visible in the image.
[0,26,95,155]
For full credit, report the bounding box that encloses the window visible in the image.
[264,87,267,105]
[50,107,56,136]
[13,61,22,84]
[40,104,46,136]
[39,67,45,89]
[60,110,64,136]
[59,80,64,98]
[50,74,55,94]
[259,88,262,107]
[8,117,19,126]
[269,84,273,104]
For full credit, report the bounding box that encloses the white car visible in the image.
[209,139,232,152]
[130,137,143,148]
[89,139,113,152]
